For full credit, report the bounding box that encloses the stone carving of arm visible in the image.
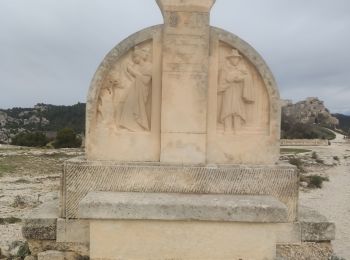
[241,69,255,103]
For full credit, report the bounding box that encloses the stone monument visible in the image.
[23,1,336,259]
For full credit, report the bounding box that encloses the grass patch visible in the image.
[0,217,22,225]
[280,148,311,154]
[0,163,17,175]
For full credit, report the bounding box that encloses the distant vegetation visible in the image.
[11,132,48,147]
[0,103,85,134]
[333,113,350,135]
[281,115,336,140]
[53,128,82,148]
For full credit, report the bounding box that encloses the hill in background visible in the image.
[0,103,85,144]
[0,98,349,144]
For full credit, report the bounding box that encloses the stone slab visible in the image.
[22,201,59,240]
[79,192,288,223]
[299,206,336,242]
[61,157,299,221]
[89,220,278,260]
[56,219,89,243]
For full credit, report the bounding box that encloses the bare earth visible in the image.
[0,145,83,252]
[0,137,349,258]
[298,133,350,258]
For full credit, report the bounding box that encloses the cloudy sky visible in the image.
[0,0,349,114]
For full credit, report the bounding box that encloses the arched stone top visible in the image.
[86,24,281,164]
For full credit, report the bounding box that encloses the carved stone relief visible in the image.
[97,43,153,132]
[217,42,269,134]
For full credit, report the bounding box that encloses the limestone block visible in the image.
[275,223,302,244]
[79,192,288,223]
[28,240,88,258]
[276,242,333,260]
[56,219,89,243]
[37,250,78,260]
[22,201,59,240]
[90,220,277,260]
[299,206,336,242]
[61,158,298,221]
[156,0,216,13]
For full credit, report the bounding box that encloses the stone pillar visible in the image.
[157,0,216,164]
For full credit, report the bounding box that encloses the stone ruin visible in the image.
[23,1,335,259]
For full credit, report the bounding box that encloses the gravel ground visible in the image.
[299,133,350,259]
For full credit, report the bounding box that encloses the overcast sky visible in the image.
[0,0,349,114]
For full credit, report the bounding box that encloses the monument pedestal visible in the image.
[80,192,288,260]
[61,157,299,222]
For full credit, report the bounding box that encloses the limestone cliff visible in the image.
[282,97,339,127]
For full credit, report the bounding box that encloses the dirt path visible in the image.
[300,133,350,258]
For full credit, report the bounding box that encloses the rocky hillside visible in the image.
[0,103,85,144]
[282,97,339,127]
[281,97,342,140]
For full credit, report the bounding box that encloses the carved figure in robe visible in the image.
[114,46,153,132]
[218,49,254,133]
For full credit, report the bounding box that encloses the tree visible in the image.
[11,132,48,147]
[53,128,82,148]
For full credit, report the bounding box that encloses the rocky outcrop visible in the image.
[0,105,50,144]
[282,97,339,127]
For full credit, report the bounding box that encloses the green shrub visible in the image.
[53,128,82,148]
[11,132,48,147]
[308,175,329,189]
[289,157,305,172]
[17,242,31,258]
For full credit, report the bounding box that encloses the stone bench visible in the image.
[78,192,290,259]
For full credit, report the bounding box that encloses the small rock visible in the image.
[38,251,78,260]
[300,182,308,188]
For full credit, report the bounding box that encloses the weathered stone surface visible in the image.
[85,25,281,165]
[276,242,333,260]
[90,220,278,260]
[37,250,78,260]
[28,240,88,258]
[79,192,288,223]
[56,219,89,243]
[22,201,59,240]
[299,206,336,242]
[62,158,298,221]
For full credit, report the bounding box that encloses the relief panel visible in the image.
[97,43,153,132]
[217,42,270,134]
[207,39,276,164]
[87,34,162,162]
